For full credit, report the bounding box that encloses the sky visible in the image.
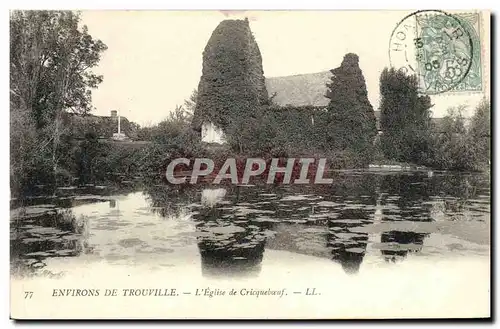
[80,10,490,126]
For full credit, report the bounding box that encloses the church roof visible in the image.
[265,71,332,107]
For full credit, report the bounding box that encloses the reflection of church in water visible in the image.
[193,188,271,278]
[192,174,433,277]
[377,174,432,262]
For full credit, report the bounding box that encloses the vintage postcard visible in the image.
[10,10,491,319]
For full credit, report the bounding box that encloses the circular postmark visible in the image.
[389,10,473,95]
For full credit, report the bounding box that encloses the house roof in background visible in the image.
[265,72,444,132]
[265,71,332,107]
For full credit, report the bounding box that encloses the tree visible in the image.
[167,105,192,126]
[76,132,105,184]
[469,99,490,166]
[324,53,377,165]
[183,89,197,118]
[431,107,476,171]
[10,10,107,193]
[10,11,107,126]
[428,101,490,172]
[379,68,433,164]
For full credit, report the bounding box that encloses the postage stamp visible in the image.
[389,10,483,95]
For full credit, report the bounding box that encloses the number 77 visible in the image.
[24,291,33,299]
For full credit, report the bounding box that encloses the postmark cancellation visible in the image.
[389,10,484,95]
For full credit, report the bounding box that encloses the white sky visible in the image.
[80,10,490,126]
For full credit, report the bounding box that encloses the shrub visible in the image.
[429,101,490,171]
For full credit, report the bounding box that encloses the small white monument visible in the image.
[111,110,128,141]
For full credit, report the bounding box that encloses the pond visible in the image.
[10,170,491,318]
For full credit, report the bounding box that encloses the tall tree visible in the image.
[379,68,433,164]
[10,11,107,126]
[469,98,491,166]
[10,10,107,192]
[183,89,198,118]
[325,53,377,165]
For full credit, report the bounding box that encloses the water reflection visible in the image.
[327,174,376,274]
[10,207,90,276]
[380,231,426,261]
[328,208,370,274]
[195,187,270,278]
[10,171,491,278]
[378,174,432,262]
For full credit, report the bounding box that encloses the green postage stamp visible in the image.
[389,10,484,95]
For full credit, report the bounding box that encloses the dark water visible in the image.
[10,170,490,278]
